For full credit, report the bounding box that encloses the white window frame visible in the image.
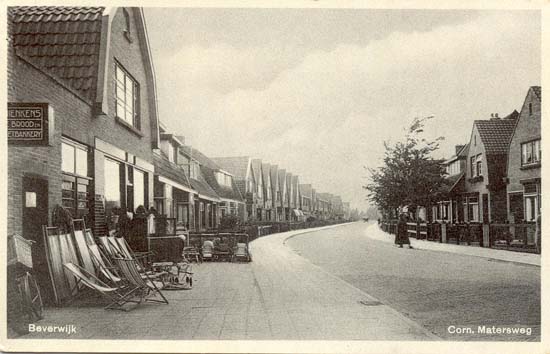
[115,61,139,128]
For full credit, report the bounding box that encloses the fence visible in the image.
[489,223,537,252]
[378,219,539,253]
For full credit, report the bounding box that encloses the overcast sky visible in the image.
[143,8,540,212]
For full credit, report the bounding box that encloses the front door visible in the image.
[482,193,489,223]
[22,175,50,298]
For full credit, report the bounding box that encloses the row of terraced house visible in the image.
[405,86,541,249]
[6,5,352,275]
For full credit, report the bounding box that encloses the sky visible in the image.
[143,8,540,212]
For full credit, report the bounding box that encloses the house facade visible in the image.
[153,125,196,230]
[277,169,287,221]
[251,159,266,220]
[430,144,468,223]
[299,184,313,217]
[506,86,541,223]
[270,165,281,221]
[462,111,518,223]
[212,156,260,222]
[261,162,274,221]
[179,146,221,230]
[8,7,160,300]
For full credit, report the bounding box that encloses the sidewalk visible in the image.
[20,223,438,340]
[365,223,540,267]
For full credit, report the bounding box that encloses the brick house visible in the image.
[299,184,313,217]
[261,162,274,221]
[506,86,541,223]
[270,165,281,221]
[430,144,469,223]
[188,149,245,223]
[277,169,288,221]
[290,175,303,221]
[8,7,161,299]
[462,111,519,223]
[179,146,221,230]
[251,159,266,220]
[211,156,260,222]
[152,125,196,230]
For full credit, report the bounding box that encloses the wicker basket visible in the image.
[7,234,33,268]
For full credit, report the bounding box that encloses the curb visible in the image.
[268,222,441,340]
[366,224,540,268]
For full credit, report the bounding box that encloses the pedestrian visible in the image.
[395,213,413,249]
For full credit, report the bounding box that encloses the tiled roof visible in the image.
[189,175,220,201]
[261,163,271,184]
[251,159,263,182]
[153,154,193,190]
[202,166,244,202]
[9,6,104,102]
[234,180,247,197]
[278,169,286,189]
[458,143,469,158]
[474,110,519,154]
[181,146,220,170]
[211,156,250,179]
[441,172,464,193]
[531,86,541,100]
[270,165,279,191]
[180,146,242,201]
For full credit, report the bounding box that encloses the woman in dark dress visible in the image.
[395,213,413,248]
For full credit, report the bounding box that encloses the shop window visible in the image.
[521,139,541,166]
[61,139,90,220]
[104,158,122,228]
[133,168,145,210]
[115,61,140,129]
[62,140,88,176]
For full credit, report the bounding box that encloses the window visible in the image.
[61,139,90,220]
[521,139,541,166]
[189,162,199,179]
[467,196,479,222]
[470,156,476,177]
[476,154,483,176]
[523,183,540,222]
[176,203,189,227]
[115,61,139,129]
[104,158,122,229]
[529,103,533,115]
[474,135,477,146]
[62,140,88,176]
[134,168,145,209]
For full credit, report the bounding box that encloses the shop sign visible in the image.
[8,103,50,145]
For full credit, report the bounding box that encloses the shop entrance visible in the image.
[22,175,51,300]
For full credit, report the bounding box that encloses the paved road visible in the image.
[286,222,540,341]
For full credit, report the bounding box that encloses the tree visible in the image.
[364,116,448,219]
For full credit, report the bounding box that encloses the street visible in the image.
[287,222,541,341]
[20,223,539,341]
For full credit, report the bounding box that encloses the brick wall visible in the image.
[8,50,91,237]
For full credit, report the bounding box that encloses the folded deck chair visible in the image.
[63,263,139,311]
[112,258,169,306]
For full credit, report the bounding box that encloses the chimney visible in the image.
[455,145,464,155]
[490,113,500,120]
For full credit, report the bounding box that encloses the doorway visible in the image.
[22,175,51,300]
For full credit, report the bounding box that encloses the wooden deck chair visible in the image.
[71,220,96,276]
[98,236,121,260]
[88,244,122,284]
[112,258,169,306]
[63,263,138,311]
